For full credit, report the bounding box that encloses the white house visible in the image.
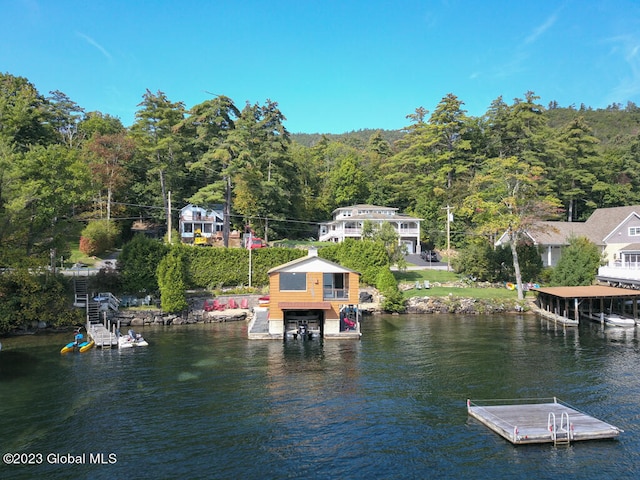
[496,205,640,287]
[318,204,422,254]
[179,204,224,245]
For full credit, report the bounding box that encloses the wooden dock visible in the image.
[530,302,579,326]
[88,322,118,348]
[468,398,622,445]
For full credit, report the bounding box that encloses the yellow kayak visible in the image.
[60,340,95,354]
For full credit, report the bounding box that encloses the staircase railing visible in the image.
[97,292,120,312]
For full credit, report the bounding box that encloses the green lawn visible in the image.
[394,269,520,301]
[394,269,459,283]
[401,285,519,300]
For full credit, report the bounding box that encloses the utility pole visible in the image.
[442,205,454,272]
[167,191,172,244]
[248,228,252,288]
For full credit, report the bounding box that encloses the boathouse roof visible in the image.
[267,248,360,275]
[533,285,640,298]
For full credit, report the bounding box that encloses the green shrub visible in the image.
[550,236,602,286]
[0,269,81,333]
[80,219,120,256]
[375,267,405,313]
[320,239,389,285]
[454,239,543,283]
[157,249,188,313]
[119,235,169,294]
[184,246,305,289]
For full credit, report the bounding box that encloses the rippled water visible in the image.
[1,314,639,479]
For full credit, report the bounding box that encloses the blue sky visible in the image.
[3,0,640,133]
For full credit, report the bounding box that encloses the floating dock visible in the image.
[467,398,622,445]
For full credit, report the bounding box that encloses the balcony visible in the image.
[323,288,349,300]
[598,263,640,282]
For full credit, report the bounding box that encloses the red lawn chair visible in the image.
[203,300,214,312]
[240,298,249,309]
[213,299,226,310]
[227,298,238,309]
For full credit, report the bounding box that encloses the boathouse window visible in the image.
[280,272,306,291]
[323,273,347,299]
[630,227,640,236]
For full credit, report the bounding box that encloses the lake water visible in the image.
[1,314,639,479]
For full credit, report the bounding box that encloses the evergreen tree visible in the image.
[128,89,188,224]
[550,236,602,286]
[175,96,240,246]
[157,248,188,313]
[229,100,294,241]
[552,117,600,220]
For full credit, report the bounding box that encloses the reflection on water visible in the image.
[1,315,640,479]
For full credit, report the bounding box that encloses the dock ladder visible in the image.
[548,411,572,445]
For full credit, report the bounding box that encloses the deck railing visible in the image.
[323,288,349,300]
[598,264,640,281]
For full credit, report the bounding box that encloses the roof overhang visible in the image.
[278,302,333,310]
[533,285,640,299]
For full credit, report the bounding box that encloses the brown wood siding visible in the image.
[269,271,360,321]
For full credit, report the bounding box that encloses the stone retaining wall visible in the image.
[108,294,526,327]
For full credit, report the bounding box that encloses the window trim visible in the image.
[279,272,307,291]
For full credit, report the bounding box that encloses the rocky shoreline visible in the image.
[4,293,532,336]
[108,294,531,328]
[403,296,530,315]
[111,307,249,327]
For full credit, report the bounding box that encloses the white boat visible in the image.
[604,314,636,328]
[118,329,149,348]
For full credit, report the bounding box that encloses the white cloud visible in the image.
[603,34,640,103]
[76,32,112,61]
[524,13,558,45]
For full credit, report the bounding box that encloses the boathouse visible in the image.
[248,248,361,340]
[534,285,640,325]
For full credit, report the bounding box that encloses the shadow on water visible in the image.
[0,350,39,380]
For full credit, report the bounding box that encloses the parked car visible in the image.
[421,250,439,262]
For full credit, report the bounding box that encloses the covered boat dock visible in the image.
[533,285,640,326]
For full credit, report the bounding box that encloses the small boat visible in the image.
[60,340,95,354]
[604,314,636,328]
[118,329,149,348]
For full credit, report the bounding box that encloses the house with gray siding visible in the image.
[496,205,640,287]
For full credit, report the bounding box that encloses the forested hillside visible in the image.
[291,129,405,149]
[2,71,640,270]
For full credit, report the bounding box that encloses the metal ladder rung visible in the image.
[548,411,572,446]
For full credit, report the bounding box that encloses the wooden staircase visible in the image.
[73,274,119,347]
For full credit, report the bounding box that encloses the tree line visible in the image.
[2,72,640,282]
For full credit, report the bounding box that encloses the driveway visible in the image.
[403,254,449,270]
